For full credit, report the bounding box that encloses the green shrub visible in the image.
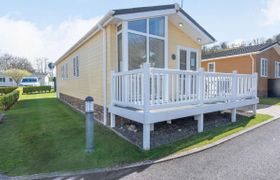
[0,87,17,95]
[0,90,19,111]
[22,86,52,94]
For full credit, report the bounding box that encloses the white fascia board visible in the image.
[201,52,258,62]
[177,12,215,45]
[114,9,176,21]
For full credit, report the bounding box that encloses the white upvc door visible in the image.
[177,46,198,71]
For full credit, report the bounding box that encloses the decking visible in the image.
[109,63,259,150]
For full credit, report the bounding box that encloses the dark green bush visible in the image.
[22,86,52,94]
[0,87,17,95]
[0,90,19,111]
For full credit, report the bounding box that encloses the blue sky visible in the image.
[0,0,279,62]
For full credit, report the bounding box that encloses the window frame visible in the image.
[275,61,280,78]
[117,16,168,71]
[73,55,80,78]
[260,58,268,77]
[0,77,5,83]
[208,62,216,72]
[61,65,65,80]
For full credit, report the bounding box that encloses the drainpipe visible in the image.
[250,53,255,74]
[98,24,107,126]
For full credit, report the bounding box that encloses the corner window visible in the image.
[73,56,79,77]
[261,58,268,77]
[208,62,215,72]
[149,17,165,37]
[128,19,146,33]
[126,16,166,70]
[275,61,280,78]
[128,33,147,70]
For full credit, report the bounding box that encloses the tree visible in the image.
[0,54,34,72]
[34,57,50,73]
[4,69,31,85]
[220,42,228,49]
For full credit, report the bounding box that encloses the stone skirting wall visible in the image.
[59,93,126,125]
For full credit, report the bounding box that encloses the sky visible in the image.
[0,0,279,63]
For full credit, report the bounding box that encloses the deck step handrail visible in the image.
[111,63,258,111]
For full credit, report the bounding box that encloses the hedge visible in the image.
[0,87,18,95]
[22,86,52,94]
[0,90,19,111]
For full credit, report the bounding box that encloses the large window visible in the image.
[128,19,146,33]
[117,17,166,71]
[261,58,268,77]
[149,37,164,68]
[128,33,147,70]
[275,61,280,78]
[208,62,215,72]
[149,17,165,37]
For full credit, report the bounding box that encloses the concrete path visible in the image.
[257,104,280,117]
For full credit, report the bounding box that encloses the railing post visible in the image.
[143,63,151,150]
[253,73,258,98]
[143,63,151,115]
[110,71,115,106]
[198,68,205,104]
[232,70,238,101]
[110,71,116,128]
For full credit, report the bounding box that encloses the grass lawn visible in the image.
[0,92,272,176]
[259,97,280,105]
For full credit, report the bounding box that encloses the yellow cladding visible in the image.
[56,30,104,106]
[56,20,202,107]
[168,21,202,69]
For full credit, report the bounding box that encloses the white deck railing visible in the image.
[111,63,258,110]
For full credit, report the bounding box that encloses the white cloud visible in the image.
[0,16,101,64]
[262,0,280,25]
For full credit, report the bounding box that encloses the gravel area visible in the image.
[114,112,244,148]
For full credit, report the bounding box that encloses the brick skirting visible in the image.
[59,93,126,125]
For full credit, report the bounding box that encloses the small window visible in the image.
[9,78,13,82]
[65,63,69,79]
[261,58,268,77]
[149,17,165,37]
[275,61,280,78]
[208,62,215,72]
[128,19,147,33]
[61,65,65,80]
[73,56,80,77]
[0,77,5,83]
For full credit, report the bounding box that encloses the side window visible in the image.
[73,55,79,77]
[61,65,65,80]
[65,63,69,79]
[208,62,215,72]
[275,61,280,78]
[261,58,268,77]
